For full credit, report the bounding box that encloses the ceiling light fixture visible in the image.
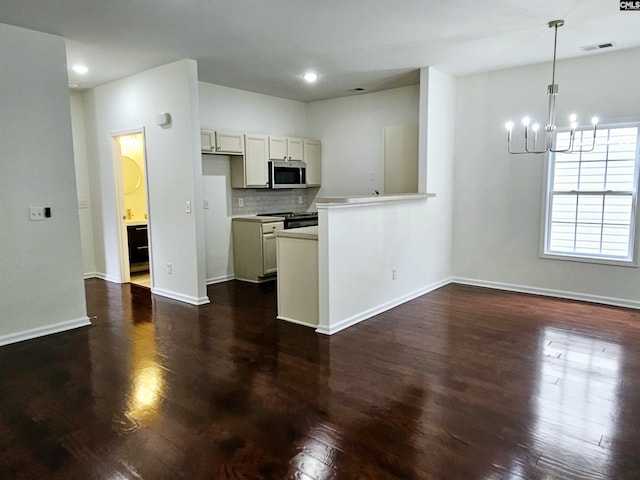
[505,20,599,155]
[72,65,89,74]
[303,72,318,83]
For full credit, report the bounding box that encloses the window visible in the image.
[543,123,640,265]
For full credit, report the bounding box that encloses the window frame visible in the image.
[540,121,640,267]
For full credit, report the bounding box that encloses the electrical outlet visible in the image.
[369,171,375,181]
[166,263,173,274]
[298,196,303,204]
[238,198,244,208]
[29,207,44,221]
[392,269,397,280]
[185,201,192,214]
[204,199,209,209]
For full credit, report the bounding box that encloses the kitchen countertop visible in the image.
[275,225,318,240]
[232,215,285,223]
[316,192,435,205]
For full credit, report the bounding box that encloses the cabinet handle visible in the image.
[135,227,148,231]
[136,246,149,250]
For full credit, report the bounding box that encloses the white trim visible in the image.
[93,272,124,284]
[83,272,100,279]
[151,287,210,306]
[206,274,235,285]
[315,278,451,335]
[277,315,317,328]
[452,277,640,310]
[0,317,92,347]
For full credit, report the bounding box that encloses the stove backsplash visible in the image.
[231,187,319,216]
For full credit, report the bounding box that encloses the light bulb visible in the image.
[303,72,318,83]
[505,121,514,131]
[532,123,540,132]
[72,65,88,74]
[522,116,530,127]
[569,113,577,123]
[591,116,599,125]
[570,122,578,131]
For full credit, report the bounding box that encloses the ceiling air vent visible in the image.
[580,42,615,52]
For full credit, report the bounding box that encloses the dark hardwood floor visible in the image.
[1,279,640,479]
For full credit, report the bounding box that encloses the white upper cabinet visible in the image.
[287,137,304,161]
[201,130,244,154]
[230,134,269,189]
[268,136,287,160]
[303,139,321,187]
[269,136,304,161]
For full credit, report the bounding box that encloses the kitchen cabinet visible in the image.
[269,136,304,161]
[127,224,149,272]
[201,130,244,154]
[230,134,269,188]
[232,217,284,282]
[303,139,321,186]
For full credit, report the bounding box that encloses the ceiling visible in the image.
[2,1,639,102]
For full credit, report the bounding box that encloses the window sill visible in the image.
[540,252,638,268]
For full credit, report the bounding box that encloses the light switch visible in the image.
[185,201,191,214]
[29,207,44,221]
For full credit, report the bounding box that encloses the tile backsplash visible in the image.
[231,187,319,216]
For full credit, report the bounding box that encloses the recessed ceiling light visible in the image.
[72,65,89,74]
[303,72,318,83]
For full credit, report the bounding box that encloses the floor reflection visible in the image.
[533,326,621,477]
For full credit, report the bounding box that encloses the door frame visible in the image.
[111,128,152,286]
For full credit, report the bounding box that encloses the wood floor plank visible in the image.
[1,279,640,478]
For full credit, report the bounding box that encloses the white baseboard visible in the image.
[151,287,210,306]
[0,316,92,347]
[452,277,640,310]
[83,272,100,279]
[206,274,235,285]
[277,315,318,329]
[92,272,122,283]
[316,277,452,335]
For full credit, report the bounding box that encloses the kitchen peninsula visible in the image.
[276,192,436,334]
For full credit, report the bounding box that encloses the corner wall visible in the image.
[83,59,208,304]
[0,23,89,345]
[452,47,640,307]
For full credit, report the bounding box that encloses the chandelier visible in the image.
[506,20,599,154]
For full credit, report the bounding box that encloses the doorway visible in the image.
[113,131,152,288]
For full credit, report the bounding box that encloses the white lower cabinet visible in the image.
[232,218,284,282]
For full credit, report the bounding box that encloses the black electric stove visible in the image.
[257,211,318,229]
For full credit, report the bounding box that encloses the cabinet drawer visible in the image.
[261,222,284,234]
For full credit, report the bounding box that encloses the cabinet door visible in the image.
[262,233,278,275]
[287,137,304,161]
[244,134,269,188]
[215,131,244,154]
[269,136,287,160]
[201,130,215,153]
[304,139,321,186]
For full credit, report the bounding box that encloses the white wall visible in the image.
[420,68,456,283]
[0,23,89,345]
[316,70,456,334]
[307,86,420,197]
[83,60,208,305]
[198,82,307,283]
[70,92,97,276]
[453,47,640,307]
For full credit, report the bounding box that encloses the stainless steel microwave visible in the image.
[268,161,307,189]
